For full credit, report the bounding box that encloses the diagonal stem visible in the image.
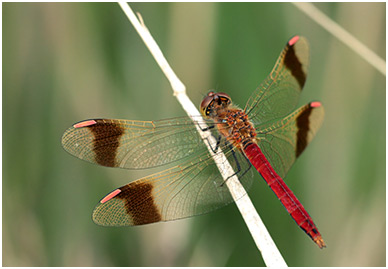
[292,2,386,76]
[118,2,287,267]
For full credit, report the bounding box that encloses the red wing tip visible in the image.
[288,35,300,46]
[73,120,97,128]
[100,189,121,203]
[310,101,322,108]
[314,236,326,249]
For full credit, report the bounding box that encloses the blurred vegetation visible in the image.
[3,2,385,266]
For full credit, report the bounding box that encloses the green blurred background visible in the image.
[3,2,385,266]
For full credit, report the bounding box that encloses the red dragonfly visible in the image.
[62,35,325,248]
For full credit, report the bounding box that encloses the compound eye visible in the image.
[216,92,231,105]
[200,94,215,116]
[199,91,231,116]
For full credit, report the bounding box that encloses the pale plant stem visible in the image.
[118,2,287,267]
[293,2,386,76]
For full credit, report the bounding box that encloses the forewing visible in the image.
[92,145,254,226]
[256,102,324,178]
[62,117,212,169]
[245,36,309,125]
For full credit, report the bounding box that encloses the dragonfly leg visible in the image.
[205,135,222,154]
[220,144,252,187]
[239,152,253,178]
[200,125,215,132]
[198,122,222,153]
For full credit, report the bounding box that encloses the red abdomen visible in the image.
[243,142,325,248]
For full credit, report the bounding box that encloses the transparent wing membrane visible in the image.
[245,36,309,125]
[92,140,253,226]
[63,117,214,169]
[256,102,324,178]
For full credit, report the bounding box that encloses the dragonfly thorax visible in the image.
[218,108,257,149]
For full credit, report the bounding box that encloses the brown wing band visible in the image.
[118,182,162,225]
[87,119,125,167]
[295,105,314,157]
[284,45,306,89]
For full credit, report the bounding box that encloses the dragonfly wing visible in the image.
[92,146,254,226]
[62,117,214,169]
[256,102,324,178]
[245,36,309,125]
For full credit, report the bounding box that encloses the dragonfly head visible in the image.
[200,91,231,118]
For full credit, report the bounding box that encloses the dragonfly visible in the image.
[62,35,325,248]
